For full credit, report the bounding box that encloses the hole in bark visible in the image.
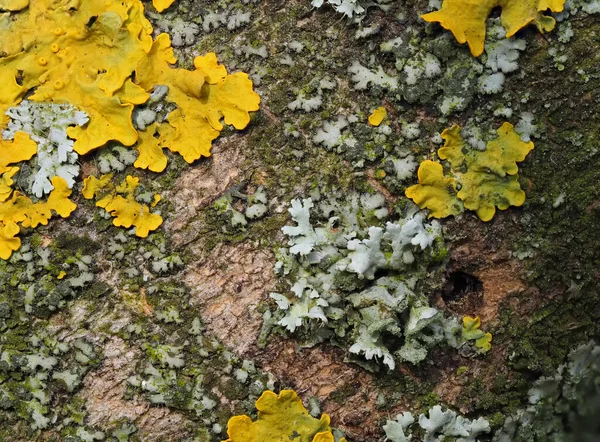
[442,271,483,304]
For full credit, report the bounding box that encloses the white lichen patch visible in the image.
[269,191,458,369]
[3,100,89,197]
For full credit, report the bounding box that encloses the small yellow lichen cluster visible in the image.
[153,0,175,13]
[462,316,493,352]
[368,106,387,127]
[223,390,346,442]
[423,0,566,57]
[83,174,162,238]
[0,0,259,258]
[406,123,534,221]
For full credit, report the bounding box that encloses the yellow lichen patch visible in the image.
[422,0,566,57]
[437,125,467,169]
[462,316,492,353]
[0,177,76,229]
[134,35,260,164]
[158,108,219,163]
[153,0,175,13]
[0,222,20,260]
[82,174,114,200]
[457,170,526,222]
[405,160,463,219]
[0,0,153,134]
[407,123,533,221]
[134,124,168,173]
[453,123,533,221]
[0,0,259,166]
[57,270,66,280]
[0,167,19,202]
[476,332,493,352]
[462,315,482,339]
[0,132,37,173]
[41,177,78,223]
[368,106,387,127]
[0,177,76,260]
[223,390,340,442]
[83,174,163,238]
[478,122,535,177]
[0,0,29,11]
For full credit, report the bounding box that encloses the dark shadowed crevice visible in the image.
[442,271,483,304]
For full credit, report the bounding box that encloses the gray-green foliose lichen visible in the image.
[265,188,467,370]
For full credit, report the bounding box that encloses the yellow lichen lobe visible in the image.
[83,174,163,238]
[0,176,77,260]
[476,332,493,352]
[0,221,20,260]
[368,106,387,126]
[405,160,463,219]
[462,315,482,335]
[0,132,38,173]
[437,125,466,169]
[0,168,19,202]
[0,177,76,229]
[462,315,493,353]
[422,0,566,57]
[153,0,175,13]
[223,390,339,442]
[134,124,168,173]
[82,174,114,200]
[0,0,29,11]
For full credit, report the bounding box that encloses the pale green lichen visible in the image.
[384,405,490,442]
[269,190,464,369]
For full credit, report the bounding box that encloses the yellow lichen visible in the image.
[405,160,463,219]
[83,174,163,238]
[0,0,29,12]
[81,174,114,200]
[368,106,387,126]
[223,390,345,442]
[153,0,175,13]
[0,177,76,229]
[407,123,533,221]
[0,0,259,163]
[0,168,19,202]
[134,123,168,173]
[133,34,260,164]
[0,0,259,258]
[462,315,482,338]
[462,316,493,353]
[0,176,77,259]
[476,332,493,352]
[0,132,38,173]
[0,221,20,260]
[422,0,566,57]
